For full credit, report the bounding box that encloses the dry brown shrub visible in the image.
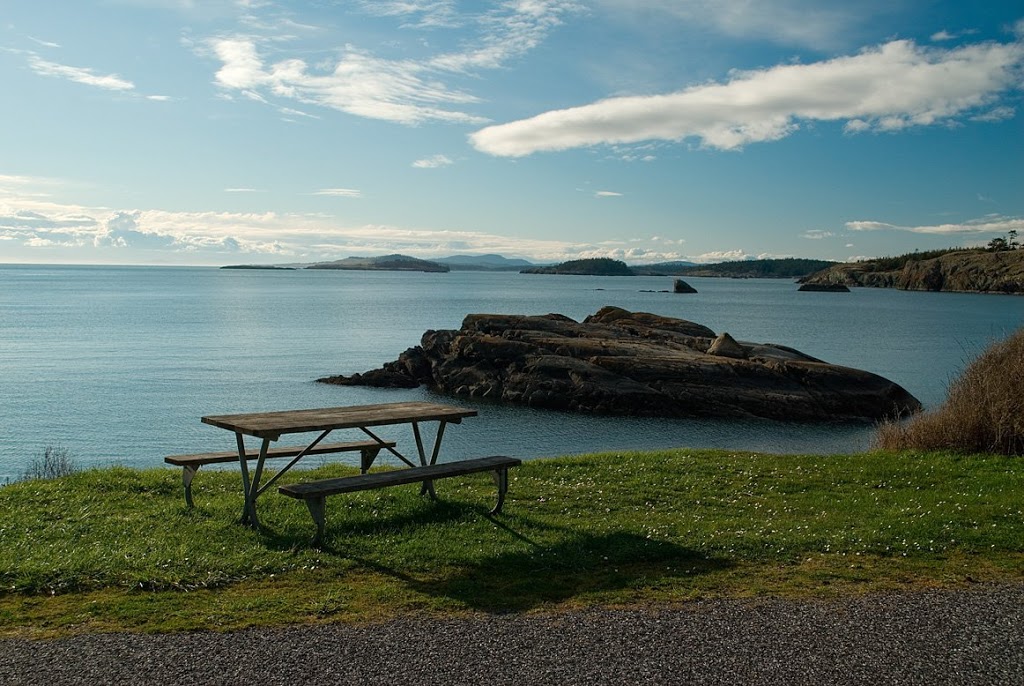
[873,326,1024,455]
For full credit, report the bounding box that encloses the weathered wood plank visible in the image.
[279,456,521,499]
[201,401,477,439]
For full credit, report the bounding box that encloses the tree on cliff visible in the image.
[987,231,1020,252]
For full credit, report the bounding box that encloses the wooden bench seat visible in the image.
[165,440,395,507]
[279,455,521,544]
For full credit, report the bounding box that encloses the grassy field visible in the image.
[1,448,1022,637]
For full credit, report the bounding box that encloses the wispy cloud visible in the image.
[224,187,265,193]
[598,0,863,50]
[0,173,60,197]
[355,0,461,29]
[471,35,1024,156]
[595,190,622,197]
[846,215,1024,235]
[412,154,454,169]
[207,1,579,125]
[311,188,363,198]
[28,56,135,91]
[27,36,61,49]
[802,230,834,240]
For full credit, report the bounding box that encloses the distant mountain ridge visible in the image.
[434,254,536,270]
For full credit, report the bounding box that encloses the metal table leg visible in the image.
[238,435,270,528]
[414,421,448,499]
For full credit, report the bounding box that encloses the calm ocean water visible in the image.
[1,264,1021,482]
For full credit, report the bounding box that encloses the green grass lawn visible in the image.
[1,449,1022,636]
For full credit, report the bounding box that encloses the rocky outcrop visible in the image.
[800,250,1024,294]
[673,279,698,293]
[320,306,921,422]
[798,283,850,292]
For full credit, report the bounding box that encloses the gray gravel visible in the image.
[2,585,1022,685]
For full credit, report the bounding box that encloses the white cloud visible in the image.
[224,187,264,192]
[146,94,173,101]
[470,35,1024,156]
[28,56,135,91]
[207,1,578,125]
[0,184,695,264]
[311,188,363,197]
[846,216,1024,235]
[412,154,454,168]
[690,250,749,263]
[211,38,267,89]
[595,190,622,197]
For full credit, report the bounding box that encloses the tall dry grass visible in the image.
[874,327,1024,455]
[21,445,78,481]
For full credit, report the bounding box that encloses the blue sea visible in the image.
[1,264,1022,482]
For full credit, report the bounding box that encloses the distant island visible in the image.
[306,254,449,273]
[219,265,296,270]
[632,260,698,274]
[671,258,835,278]
[217,247,1023,292]
[222,253,540,272]
[521,258,636,275]
[800,244,1024,294]
[520,257,835,278]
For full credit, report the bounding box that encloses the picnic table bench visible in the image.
[279,455,521,544]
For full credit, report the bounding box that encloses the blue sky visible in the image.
[1,1,1022,266]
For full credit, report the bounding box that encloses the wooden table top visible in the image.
[201,401,478,439]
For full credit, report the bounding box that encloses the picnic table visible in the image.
[189,401,518,541]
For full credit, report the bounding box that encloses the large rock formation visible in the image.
[800,250,1024,294]
[319,306,921,422]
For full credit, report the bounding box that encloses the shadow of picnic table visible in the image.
[284,508,732,613]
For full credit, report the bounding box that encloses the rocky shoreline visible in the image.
[320,306,920,422]
[799,249,1024,294]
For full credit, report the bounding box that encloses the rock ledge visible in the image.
[319,306,921,421]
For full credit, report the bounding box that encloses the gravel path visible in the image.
[2,585,1022,685]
